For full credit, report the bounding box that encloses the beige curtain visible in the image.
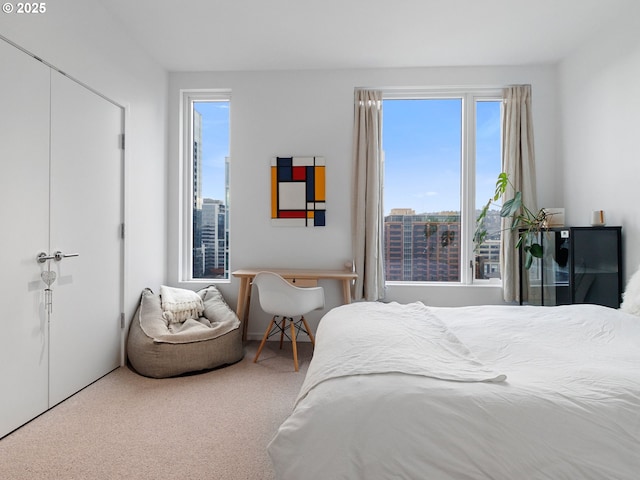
[352,89,385,301]
[501,85,537,303]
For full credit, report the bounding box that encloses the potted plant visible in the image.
[474,173,550,269]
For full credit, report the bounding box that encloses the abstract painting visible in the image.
[271,156,325,227]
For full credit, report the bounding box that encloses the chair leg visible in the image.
[301,316,315,346]
[254,316,276,364]
[279,317,286,350]
[290,319,299,372]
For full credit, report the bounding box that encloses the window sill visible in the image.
[385,280,502,288]
[178,279,231,287]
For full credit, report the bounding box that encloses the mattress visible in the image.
[268,302,640,479]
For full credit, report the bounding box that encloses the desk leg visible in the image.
[341,279,352,304]
[236,278,252,341]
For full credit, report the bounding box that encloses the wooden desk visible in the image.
[232,268,358,341]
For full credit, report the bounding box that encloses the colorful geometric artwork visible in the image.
[271,156,326,227]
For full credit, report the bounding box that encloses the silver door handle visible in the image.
[54,251,79,261]
[37,251,80,263]
[37,252,55,263]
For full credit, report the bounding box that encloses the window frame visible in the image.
[381,87,503,286]
[179,89,232,283]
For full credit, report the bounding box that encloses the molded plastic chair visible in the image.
[252,271,325,371]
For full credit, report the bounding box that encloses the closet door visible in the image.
[48,71,123,406]
[0,41,51,437]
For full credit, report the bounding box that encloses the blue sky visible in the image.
[383,98,501,215]
[474,100,503,212]
[194,98,501,213]
[194,101,230,201]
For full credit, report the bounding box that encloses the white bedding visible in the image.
[297,302,506,405]
[268,302,640,480]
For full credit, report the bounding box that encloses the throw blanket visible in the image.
[296,301,506,406]
[160,285,204,324]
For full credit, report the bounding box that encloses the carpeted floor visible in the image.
[0,341,312,480]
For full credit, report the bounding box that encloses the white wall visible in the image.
[169,65,559,339]
[558,10,640,284]
[0,0,168,359]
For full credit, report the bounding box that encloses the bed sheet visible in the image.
[268,303,640,480]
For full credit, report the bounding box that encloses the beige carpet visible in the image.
[0,341,312,480]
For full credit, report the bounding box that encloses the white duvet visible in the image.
[268,302,640,480]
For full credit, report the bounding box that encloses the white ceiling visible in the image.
[98,0,636,72]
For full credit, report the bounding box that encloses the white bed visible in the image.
[268,301,640,479]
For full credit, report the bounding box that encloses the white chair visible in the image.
[252,271,325,371]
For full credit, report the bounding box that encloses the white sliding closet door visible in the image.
[0,39,124,437]
[48,72,123,406]
[0,39,51,438]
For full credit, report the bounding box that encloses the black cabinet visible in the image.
[519,226,622,307]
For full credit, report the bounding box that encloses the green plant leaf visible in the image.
[476,203,489,223]
[473,230,486,248]
[529,243,544,258]
[500,191,522,217]
[515,234,524,249]
[493,173,509,201]
[524,251,533,270]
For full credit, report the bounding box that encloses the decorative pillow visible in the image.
[199,284,239,325]
[160,285,204,324]
[620,264,640,316]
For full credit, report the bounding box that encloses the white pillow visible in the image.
[620,264,640,316]
[160,285,204,324]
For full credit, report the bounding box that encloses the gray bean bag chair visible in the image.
[127,285,244,378]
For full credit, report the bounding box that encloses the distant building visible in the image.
[389,208,416,216]
[475,209,502,279]
[384,209,501,282]
[384,211,461,282]
[201,198,228,278]
[475,238,501,279]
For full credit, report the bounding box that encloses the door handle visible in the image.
[54,251,79,261]
[37,252,55,263]
[36,251,80,263]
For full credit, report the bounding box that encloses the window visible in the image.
[382,91,502,284]
[181,90,231,280]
